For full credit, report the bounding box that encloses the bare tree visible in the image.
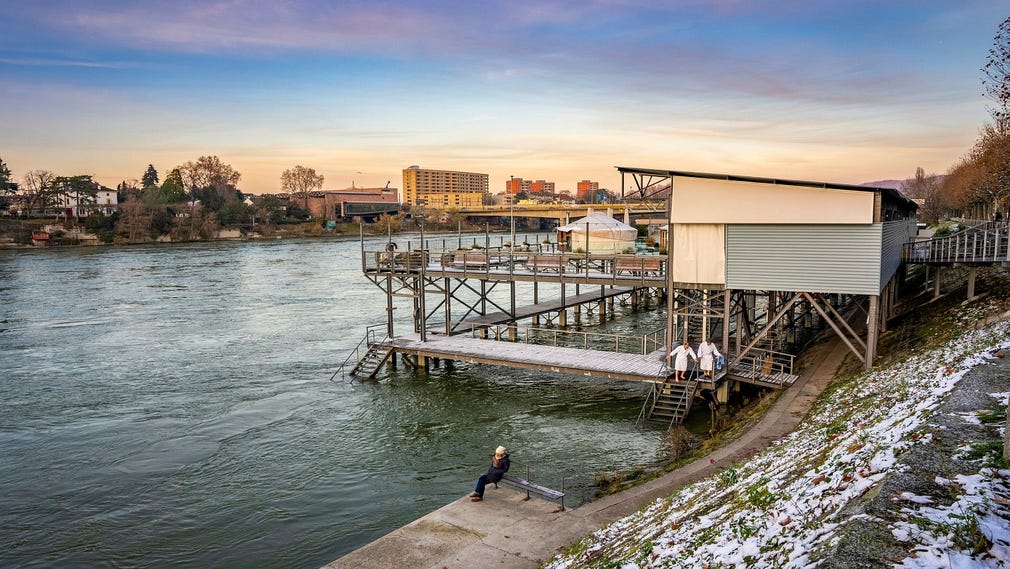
[280,165,324,212]
[21,169,56,215]
[904,167,945,224]
[115,199,154,242]
[177,156,241,208]
[983,16,1010,130]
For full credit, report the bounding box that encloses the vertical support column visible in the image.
[933,266,942,299]
[532,281,539,325]
[445,277,452,336]
[510,280,516,321]
[722,289,731,358]
[967,265,977,300]
[508,321,517,341]
[716,379,730,404]
[701,289,709,342]
[385,271,394,338]
[865,294,879,370]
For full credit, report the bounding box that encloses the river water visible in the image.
[0,235,671,568]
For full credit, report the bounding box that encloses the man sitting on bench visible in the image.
[469,445,510,502]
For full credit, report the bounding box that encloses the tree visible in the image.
[160,168,186,203]
[142,164,160,188]
[373,212,404,235]
[280,165,324,212]
[257,194,286,224]
[982,16,1010,129]
[177,156,241,210]
[0,157,13,212]
[21,169,57,215]
[51,175,100,220]
[904,167,944,224]
[116,199,155,242]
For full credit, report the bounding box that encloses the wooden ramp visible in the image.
[460,286,637,328]
[390,334,669,383]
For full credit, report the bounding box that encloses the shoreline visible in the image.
[324,336,849,568]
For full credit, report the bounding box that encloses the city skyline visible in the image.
[1,1,1006,195]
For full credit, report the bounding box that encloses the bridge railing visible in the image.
[904,222,1010,264]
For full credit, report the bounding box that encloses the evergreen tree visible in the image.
[142,164,160,188]
[160,169,186,203]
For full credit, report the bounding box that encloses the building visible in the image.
[576,180,599,202]
[322,186,400,219]
[506,178,555,196]
[54,184,118,217]
[618,166,919,369]
[529,180,555,195]
[403,166,488,208]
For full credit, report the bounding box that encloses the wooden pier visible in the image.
[389,334,669,383]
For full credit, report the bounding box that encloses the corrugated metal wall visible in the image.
[726,224,883,295]
[880,220,917,290]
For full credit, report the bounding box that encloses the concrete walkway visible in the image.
[324,338,850,569]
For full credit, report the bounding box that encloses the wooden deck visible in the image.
[389,334,670,383]
[364,250,674,288]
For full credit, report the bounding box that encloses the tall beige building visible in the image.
[402,166,489,208]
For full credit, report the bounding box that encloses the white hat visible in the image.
[495,446,507,455]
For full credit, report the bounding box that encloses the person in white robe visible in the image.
[668,340,698,381]
[697,340,722,378]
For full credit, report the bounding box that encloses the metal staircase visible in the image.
[637,371,698,428]
[648,379,698,427]
[349,343,394,379]
[330,324,395,382]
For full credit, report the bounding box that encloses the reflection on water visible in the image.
[0,236,673,568]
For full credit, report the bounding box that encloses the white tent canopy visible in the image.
[557,212,638,254]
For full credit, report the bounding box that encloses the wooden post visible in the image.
[865,295,879,370]
[967,265,977,300]
[934,266,942,299]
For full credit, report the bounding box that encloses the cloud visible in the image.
[0,57,125,68]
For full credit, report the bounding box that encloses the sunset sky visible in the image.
[1,1,1006,195]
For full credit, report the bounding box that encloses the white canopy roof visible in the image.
[557,212,637,254]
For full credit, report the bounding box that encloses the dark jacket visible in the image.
[486,454,510,483]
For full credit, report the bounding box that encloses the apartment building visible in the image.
[505,177,555,195]
[402,166,489,208]
[576,180,599,202]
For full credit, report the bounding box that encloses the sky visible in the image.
[0,1,1007,195]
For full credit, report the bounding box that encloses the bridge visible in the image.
[455,203,667,225]
[903,221,1010,300]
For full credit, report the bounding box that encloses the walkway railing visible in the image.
[904,222,1010,264]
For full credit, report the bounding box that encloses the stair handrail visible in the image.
[636,362,667,427]
[330,324,387,382]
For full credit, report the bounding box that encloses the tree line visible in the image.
[902,16,1010,225]
[0,155,328,244]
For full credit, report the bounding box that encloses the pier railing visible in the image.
[470,324,667,355]
[363,244,666,283]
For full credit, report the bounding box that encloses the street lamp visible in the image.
[509,175,515,246]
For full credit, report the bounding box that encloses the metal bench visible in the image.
[498,473,566,510]
[614,255,663,276]
[524,254,568,273]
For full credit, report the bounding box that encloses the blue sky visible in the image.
[0,1,1005,195]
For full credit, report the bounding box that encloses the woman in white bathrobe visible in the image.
[668,340,698,381]
[697,340,722,378]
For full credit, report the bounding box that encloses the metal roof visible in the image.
[616,166,917,211]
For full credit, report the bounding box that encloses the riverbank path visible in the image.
[323,337,849,569]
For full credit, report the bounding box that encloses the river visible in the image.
[0,235,671,568]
